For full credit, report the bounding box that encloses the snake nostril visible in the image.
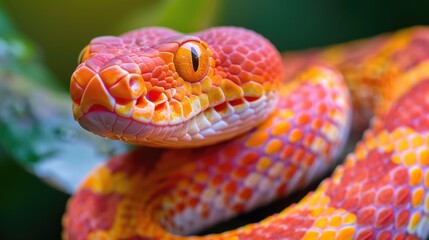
[110,74,145,99]
[129,74,145,95]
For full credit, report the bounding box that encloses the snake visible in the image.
[63,26,429,239]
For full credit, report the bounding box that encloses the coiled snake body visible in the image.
[64,27,429,239]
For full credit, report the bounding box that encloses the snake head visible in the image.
[70,27,284,147]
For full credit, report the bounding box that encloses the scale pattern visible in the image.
[64,27,429,239]
[70,27,283,147]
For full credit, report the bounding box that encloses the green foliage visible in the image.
[118,0,221,33]
[0,70,130,191]
[0,5,130,193]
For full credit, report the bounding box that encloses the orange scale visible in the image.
[241,60,255,72]
[394,187,411,207]
[358,192,375,208]
[348,185,360,197]
[200,203,210,218]
[392,233,407,240]
[282,166,297,180]
[419,148,429,166]
[152,103,169,124]
[323,144,332,156]
[190,184,204,195]
[202,155,218,167]
[221,195,231,206]
[296,113,311,126]
[391,168,409,186]
[177,179,191,189]
[70,80,84,102]
[257,116,274,131]
[303,133,316,147]
[169,100,184,123]
[188,197,199,208]
[245,131,269,148]
[338,227,355,239]
[217,162,233,173]
[232,167,249,179]
[357,208,376,226]
[73,66,96,87]
[409,212,422,231]
[316,103,328,115]
[167,208,176,219]
[404,151,417,166]
[410,135,425,148]
[394,209,410,228]
[194,172,209,182]
[256,157,272,172]
[280,145,295,160]
[396,139,410,152]
[239,152,260,166]
[377,231,392,240]
[228,65,242,75]
[303,155,316,168]
[271,122,291,136]
[374,208,394,228]
[328,215,343,227]
[265,139,283,155]
[238,188,253,201]
[238,71,252,83]
[328,108,337,119]
[292,149,306,165]
[181,97,193,118]
[223,145,242,160]
[177,190,188,198]
[209,174,224,187]
[276,183,288,196]
[176,202,186,213]
[222,182,238,196]
[311,118,324,130]
[409,167,423,186]
[412,187,424,207]
[232,203,245,213]
[376,188,394,205]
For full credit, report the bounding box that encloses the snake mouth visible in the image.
[70,67,181,143]
[71,66,277,147]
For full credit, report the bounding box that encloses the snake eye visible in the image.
[78,46,90,64]
[174,41,209,83]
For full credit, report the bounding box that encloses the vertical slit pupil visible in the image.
[190,46,199,72]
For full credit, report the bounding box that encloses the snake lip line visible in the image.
[76,91,277,147]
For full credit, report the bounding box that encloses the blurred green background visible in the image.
[2,0,429,239]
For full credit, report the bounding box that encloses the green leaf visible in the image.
[0,6,130,193]
[0,70,130,193]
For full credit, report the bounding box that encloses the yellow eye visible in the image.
[78,45,90,64]
[174,41,209,83]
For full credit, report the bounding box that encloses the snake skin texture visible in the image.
[64,27,429,239]
[70,27,283,147]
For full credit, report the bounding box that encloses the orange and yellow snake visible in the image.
[64,26,429,239]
